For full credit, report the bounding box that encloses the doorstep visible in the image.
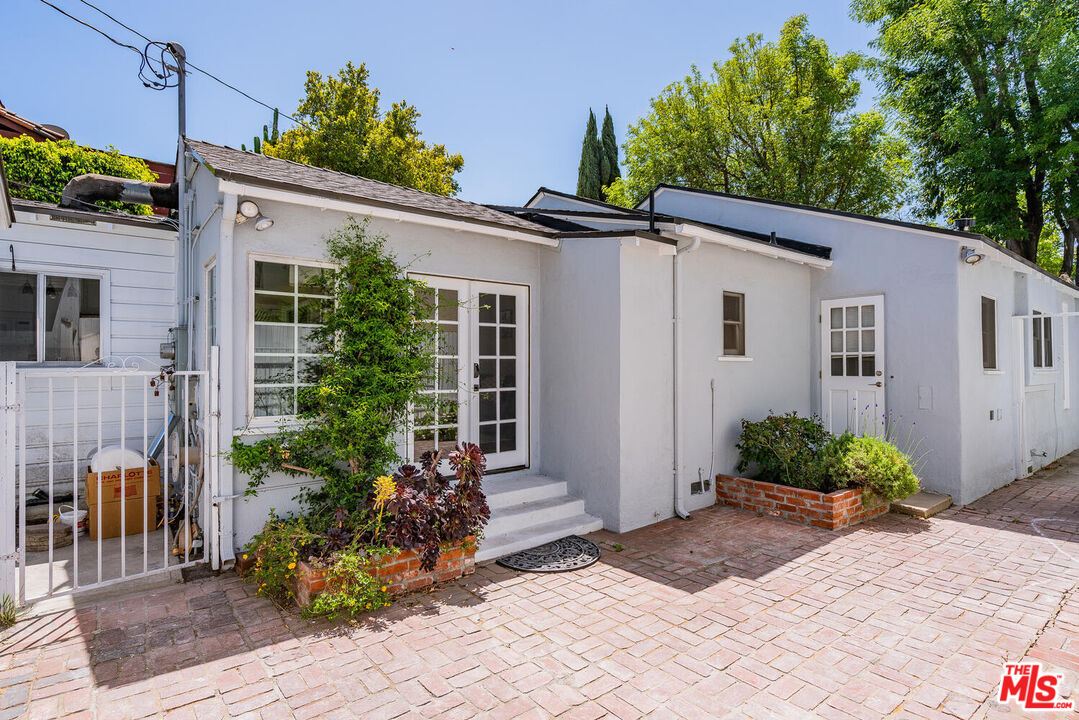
[891,491,952,518]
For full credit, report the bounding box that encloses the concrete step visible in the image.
[484,495,586,538]
[476,512,604,563]
[484,474,567,511]
[891,491,953,518]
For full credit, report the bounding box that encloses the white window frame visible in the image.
[1032,309,1054,370]
[981,295,997,371]
[247,252,335,424]
[721,290,746,357]
[0,265,110,364]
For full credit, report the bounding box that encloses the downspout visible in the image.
[673,235,702,520]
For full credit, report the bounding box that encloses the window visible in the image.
[1033,310,1053,368]
[207,263,217,349]
[251,260,330,418]
[0,271,101,362]
[722,292,745,356]
[981,297,996,369]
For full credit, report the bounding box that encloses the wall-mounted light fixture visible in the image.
[235,199,274,231]
[960,246,985,265]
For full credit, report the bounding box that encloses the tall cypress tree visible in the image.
[576,110,601,199]
[600,106,620,196]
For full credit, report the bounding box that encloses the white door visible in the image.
[410,275,529,471]
[821,295,885,436]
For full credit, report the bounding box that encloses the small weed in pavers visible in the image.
[611,543,624,552]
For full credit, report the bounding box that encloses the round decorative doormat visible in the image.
[496,535,601,573]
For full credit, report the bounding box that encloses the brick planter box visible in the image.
[715,475,889,530]
[293,536,477,607]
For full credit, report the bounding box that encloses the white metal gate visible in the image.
[1,353,218,605]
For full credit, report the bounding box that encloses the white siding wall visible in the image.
[1,210,176,493]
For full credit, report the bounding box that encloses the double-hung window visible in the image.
[1033,310,1053,368]
[722,291,745,356]
[251,259,331,418]
[981,296,996,369]
[0,271,102,362]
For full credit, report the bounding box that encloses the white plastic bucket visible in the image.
[58,505,88,534]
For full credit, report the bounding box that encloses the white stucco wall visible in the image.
[2,209,176,493]
[650,189,965,500]
[193,184,553,549]
[539,237,623,528]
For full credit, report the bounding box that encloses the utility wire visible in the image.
[36,0,141,55]
[71,0,313,131]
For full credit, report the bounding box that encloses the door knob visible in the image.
[870,381,882,387]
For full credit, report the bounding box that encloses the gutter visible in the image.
[672,236,702,520]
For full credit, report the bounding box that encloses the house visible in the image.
[7,135,1079,592]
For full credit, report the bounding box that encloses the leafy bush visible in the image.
[230,218,436,511]
[242,513,319,605]
[304,551,391,620]
[0,136,158,215]
[735,413,921,502]
[736,412,832,490]
[832,434,919,504]
[383,443,490,571]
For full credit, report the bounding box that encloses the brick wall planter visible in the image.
[293,536,477,607]
[715,475,889,530]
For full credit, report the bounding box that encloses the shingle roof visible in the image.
[185,139,555,237]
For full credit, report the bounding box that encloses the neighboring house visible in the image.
[0,172,177,495]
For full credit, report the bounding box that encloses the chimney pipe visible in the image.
[60,174,178,211]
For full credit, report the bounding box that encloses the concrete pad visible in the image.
[891,491,953,518]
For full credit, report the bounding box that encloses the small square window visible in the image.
[722,292,745,356]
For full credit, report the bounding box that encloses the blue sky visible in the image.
[4,1,878,205]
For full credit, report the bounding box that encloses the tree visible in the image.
[0,136,157,215]
[576,109,602,200]
[851,0,1079,264]
[605,15,909,216]
[265,62,464,196]
[230,218,437,512]
[600,106,620,195]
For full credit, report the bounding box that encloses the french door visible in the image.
[410,275,529,470]
[821,295,886,437]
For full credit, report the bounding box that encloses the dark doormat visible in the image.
[496,535,601,572]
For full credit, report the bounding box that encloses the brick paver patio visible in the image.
[3,456,1079,719]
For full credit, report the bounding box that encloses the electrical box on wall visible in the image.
[160,326,189,369]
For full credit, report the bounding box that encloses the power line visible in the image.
[35,0,141,55]
[70,0,313,131]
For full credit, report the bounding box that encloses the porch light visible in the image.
[254,214,274,231]
[236,200,260,224]
[961,246,985,265]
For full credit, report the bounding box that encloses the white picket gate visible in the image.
[0,351,219,606]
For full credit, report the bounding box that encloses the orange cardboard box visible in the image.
[87,498,159,541]
[85,462,163,540]
[85,461,162,504]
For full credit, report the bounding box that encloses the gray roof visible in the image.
[10,197,177,231]
[185,139,555,237]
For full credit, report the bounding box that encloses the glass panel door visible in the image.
[821,295,885,437]
[407,275,529,471]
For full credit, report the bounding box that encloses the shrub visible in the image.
[303,550,391,620]
[383,443,490,571]
[736,412,832,490]
[230,217,437,511]
[242,513,319,605]
[0,136,158,215]
[833,434,920,504]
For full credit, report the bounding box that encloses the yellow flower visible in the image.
[242,554,248,560]
[381,586,387,592]
[374,475,396,506]
[287,562,296,570]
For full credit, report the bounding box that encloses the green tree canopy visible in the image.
[852,0,1079,263]
[0,136,157,215]
[576,109,601,200]
[605,15,909,216]
[265,62,464,196]
[600,106,620,193]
